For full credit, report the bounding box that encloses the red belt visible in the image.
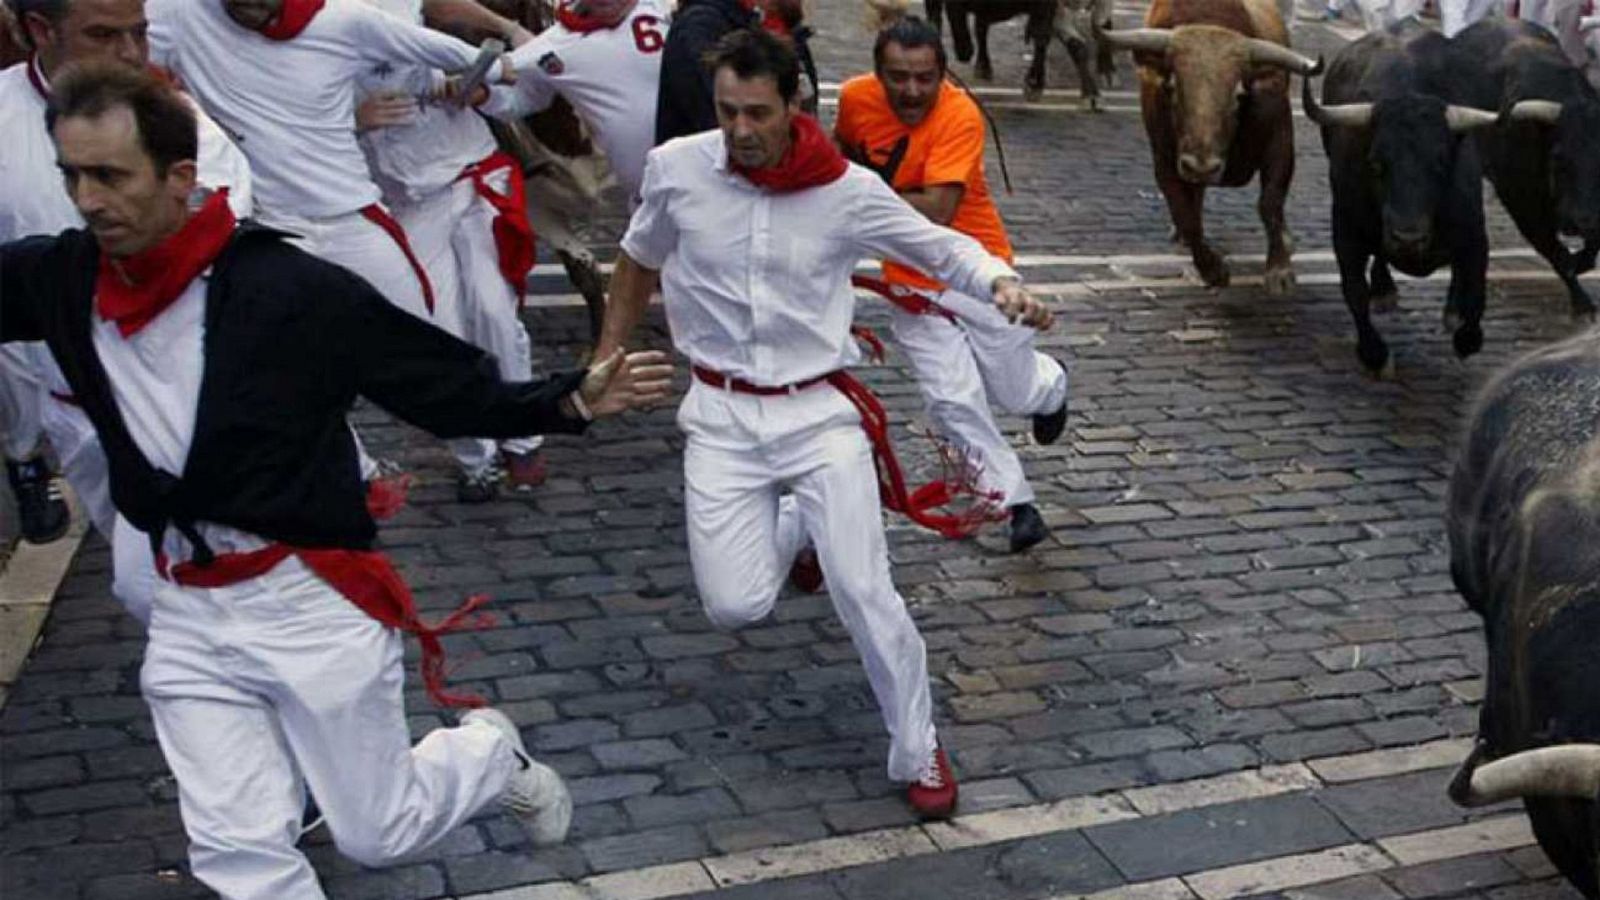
[691,364,1005,539]
[460,151,537,301]
[158,543,492,709]
[852,275,957,323]
[360,204,437,315]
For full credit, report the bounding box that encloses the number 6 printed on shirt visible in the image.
[632,15,664,53]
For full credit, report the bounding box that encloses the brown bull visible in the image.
[1105,0,1318,295]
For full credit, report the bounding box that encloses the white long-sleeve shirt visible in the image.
[620,132,1017,387]
[0,57,254,395]
[148,0,480,222]
[480,0,668,202]
[356,0,498,204]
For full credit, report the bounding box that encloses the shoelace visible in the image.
[918,754,945,789]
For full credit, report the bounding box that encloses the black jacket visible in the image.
[0,224,587,558]
[654,0,758,145]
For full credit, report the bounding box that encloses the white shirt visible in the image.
[356,0,498,204]
[621,132,1017,387]
[148,0,480,223]
[0,58,254,395]
[91,272,263,560]
[482,0,668,201]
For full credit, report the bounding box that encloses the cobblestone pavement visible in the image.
[3,3,1597,899]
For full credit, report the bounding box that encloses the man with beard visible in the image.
[2,63,671,898]
[598,28,1053,818]
[835,15,1068,553]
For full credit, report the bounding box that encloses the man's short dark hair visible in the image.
[873,15,947,73]
[703,27,800,105]
[47,61,198,173]
[10,0,70,49]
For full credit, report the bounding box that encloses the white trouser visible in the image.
[888,288,1067,508]
[0,343,45,460]
[138,553,515,900]
[679,381,937,781]
[1440,0,1502,34]
[275,207,435,480]
[1353,0,1426,28]
[395,179,541,474]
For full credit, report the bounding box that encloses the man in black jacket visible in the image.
[653,0,818,144]
[2,62,671,899]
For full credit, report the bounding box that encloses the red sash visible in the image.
[461,152,537,300]
[851,275,957,323]
[161,544,493,709]
[360,204,437,315]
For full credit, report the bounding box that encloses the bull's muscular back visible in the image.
[1145,0,1287,44]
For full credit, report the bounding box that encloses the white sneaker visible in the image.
[462,708,573,846]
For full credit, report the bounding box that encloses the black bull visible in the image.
[1447,332,1600,899]
[924,0,1115,105]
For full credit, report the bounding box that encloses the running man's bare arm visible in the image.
[595,252,660,363]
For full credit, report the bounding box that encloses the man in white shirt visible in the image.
[1,0,251,581]
[597,28,1053,819]
[477,0,667,205]
[357,0,549,500]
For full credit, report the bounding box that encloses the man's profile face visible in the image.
[23,0,148,76]
[714,68,796,170]
[878,41,943,127]
[54,106,195,256]
[222,0,283,30]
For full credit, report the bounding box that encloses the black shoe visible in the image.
[456,467,500,504]
[6,458,69,544]
[1009,503,1048,553]
[1031,358,1070,446]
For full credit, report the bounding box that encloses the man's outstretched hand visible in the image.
[578,350,673,417]
[992,277,1053,330]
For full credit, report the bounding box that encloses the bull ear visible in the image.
[1507,99,1563,125]
[1445,105,1501,132]
[1302,74,1373,128]
[1100,28,1173,55]
[1244,38,1321,75]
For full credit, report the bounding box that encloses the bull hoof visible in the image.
[974,61,994,81]
[1454,322,1484,359]
[1357,341,1391,378]
[1370,289,1399,314]
[1080,92,1102,113]
[1024,82,1044,103]
[1571,301,1597,323]
[1197,255,1230,288]
[1263,265,1296,298]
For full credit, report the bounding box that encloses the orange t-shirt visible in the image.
[833,75,1012,292]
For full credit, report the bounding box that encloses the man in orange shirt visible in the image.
[835,15,1068,552]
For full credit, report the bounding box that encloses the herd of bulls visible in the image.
[929,1,1600,894]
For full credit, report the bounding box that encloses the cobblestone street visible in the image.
[3,2,1597,898]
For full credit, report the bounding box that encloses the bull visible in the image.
[1303,20,1499,375]
[926,0,1115,106]
[1446,331,1600,898]
[1451,18,1600,320]
[1103,0,1320,296]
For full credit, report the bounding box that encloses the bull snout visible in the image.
[1385,224,1433,258]
[1178,152,1224,184]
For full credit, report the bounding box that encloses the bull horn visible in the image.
[1101,28,1174,55]
[1446,104,1502,132]
[1245,38,1321,75]
[1302,75,1373,128]
[1451,745,1600,807]
[1508,99,1563,124]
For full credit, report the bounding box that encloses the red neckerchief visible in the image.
[555,0,629,32]
[96,190,236,338]
[257,0,326,40]
[731,114,848,193]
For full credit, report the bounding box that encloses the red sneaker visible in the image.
[502,450,548,492]
[788,546,824,593]
[907,747,958,819]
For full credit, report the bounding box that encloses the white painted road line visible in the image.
[456,737,1494,900]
